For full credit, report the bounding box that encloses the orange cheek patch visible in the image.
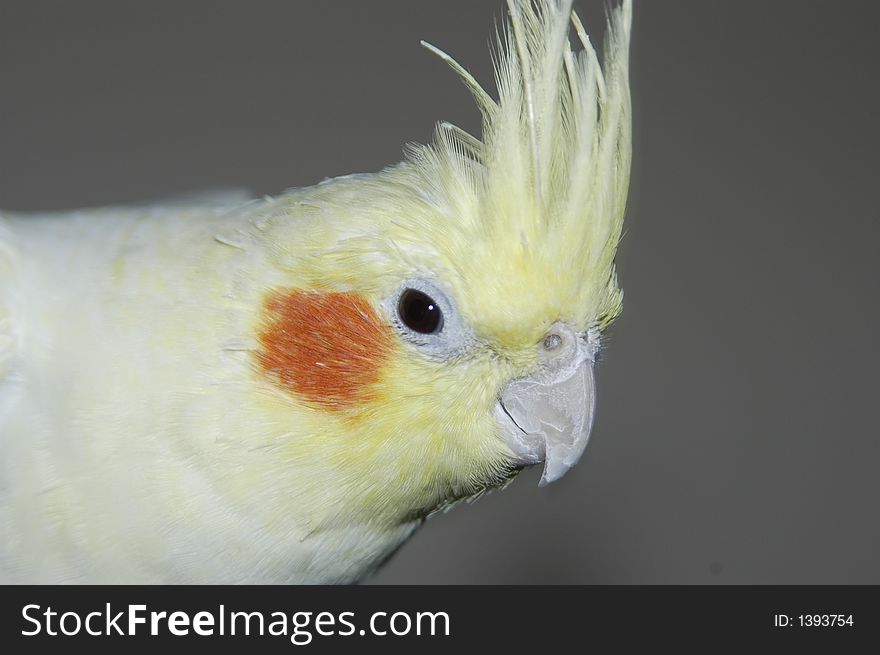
[257,289,395,410]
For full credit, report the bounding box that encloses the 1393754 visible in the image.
[773,614,854,627]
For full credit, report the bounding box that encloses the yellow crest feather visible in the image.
[410,0,633,336]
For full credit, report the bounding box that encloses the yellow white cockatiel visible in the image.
[0,0,632,583]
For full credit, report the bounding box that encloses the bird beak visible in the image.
[494,331,596,486]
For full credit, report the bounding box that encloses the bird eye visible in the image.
[387,278,472,357]
[397,288,443,334]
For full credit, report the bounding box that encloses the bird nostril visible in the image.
[542,333,562,352]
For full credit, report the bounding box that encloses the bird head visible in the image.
[252,0,632,523]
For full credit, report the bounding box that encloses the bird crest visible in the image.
[408,0,633,335]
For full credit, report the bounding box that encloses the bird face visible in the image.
[252,181,607,518]
[378,264,602,488]
[251,0,632,520]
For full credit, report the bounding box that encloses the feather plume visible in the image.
[414,0,633,331]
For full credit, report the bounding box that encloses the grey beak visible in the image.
[494,326,597,486]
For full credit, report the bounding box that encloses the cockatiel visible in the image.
[0,0,632,583]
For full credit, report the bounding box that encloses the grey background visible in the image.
[2,1,877,583]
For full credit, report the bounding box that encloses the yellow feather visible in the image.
[0,0,633,583]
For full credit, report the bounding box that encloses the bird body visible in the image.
[1,183,445,582]
[0,0,632,583]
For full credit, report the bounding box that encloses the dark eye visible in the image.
[398,288,443,334]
